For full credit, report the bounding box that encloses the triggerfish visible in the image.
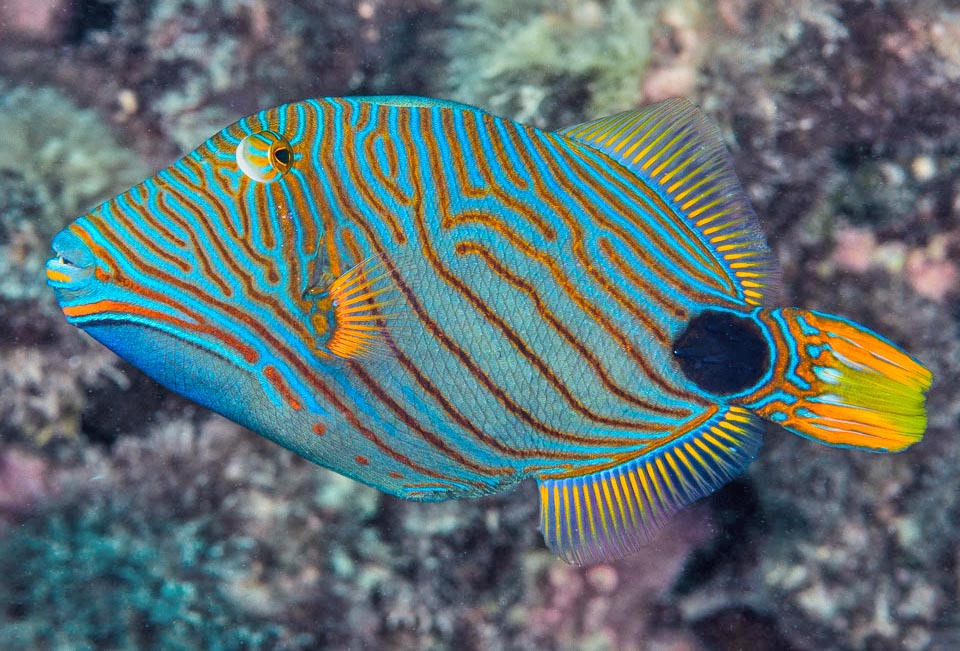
[47,97,932,565]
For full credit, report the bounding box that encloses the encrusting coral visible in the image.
[446,0,659,125]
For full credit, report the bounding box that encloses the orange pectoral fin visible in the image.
[307,255,404,360]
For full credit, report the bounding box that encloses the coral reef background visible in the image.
[1,0,958,649]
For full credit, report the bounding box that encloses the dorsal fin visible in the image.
[559,99,782,306]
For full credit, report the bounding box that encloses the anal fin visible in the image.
[537,406,764,565]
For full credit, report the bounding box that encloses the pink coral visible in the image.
[529,505,713,649]
[0,0,68,40]
[0,449,50,527]
[834,227,878,274]
[906,249,959,303]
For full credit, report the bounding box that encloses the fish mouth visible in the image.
[46,228,95,289]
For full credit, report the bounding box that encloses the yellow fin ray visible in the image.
[558,99,783,306]
[746,309,932,452]
[537,406,764,565]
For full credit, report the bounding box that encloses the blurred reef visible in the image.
[1,0,959,650]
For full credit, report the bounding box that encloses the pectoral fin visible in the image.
[306,256,401,359]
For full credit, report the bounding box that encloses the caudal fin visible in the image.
[747,309,932,452]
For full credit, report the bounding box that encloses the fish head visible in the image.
[45,101,326,430]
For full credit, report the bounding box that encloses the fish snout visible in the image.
[46,228,96,289]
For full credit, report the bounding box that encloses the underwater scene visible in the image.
[1,0,958,649]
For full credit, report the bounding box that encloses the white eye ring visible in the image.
[236,130,293,183]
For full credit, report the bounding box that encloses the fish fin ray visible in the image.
[749,309,932,451]
[308,256,405,360]
[558,99,782,306]
[537,405,764,566]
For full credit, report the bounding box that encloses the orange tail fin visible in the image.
[746,309,932,452]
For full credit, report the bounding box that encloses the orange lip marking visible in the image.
[46,268,72,283]
[63,300,182,321]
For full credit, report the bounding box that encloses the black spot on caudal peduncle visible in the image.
[673,310,770,395]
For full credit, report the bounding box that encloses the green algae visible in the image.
[446,0,659,125]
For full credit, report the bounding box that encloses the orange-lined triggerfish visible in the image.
[47,97,932,565]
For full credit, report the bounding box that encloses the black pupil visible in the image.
[273,147,290,165]
[673,310,770,395]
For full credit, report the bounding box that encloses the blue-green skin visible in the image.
[49,97,935,565]
[47,97,780,500]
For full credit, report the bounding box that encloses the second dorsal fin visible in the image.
[558,99,782,307]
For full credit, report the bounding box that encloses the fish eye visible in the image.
[272,146,291,166]
[236,130,294,183]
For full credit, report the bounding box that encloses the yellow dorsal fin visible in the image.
[558,99,782,307]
